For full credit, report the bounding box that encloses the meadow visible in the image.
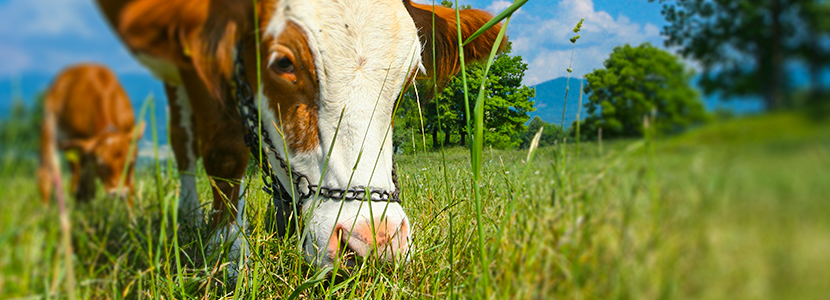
[1,111,828,299]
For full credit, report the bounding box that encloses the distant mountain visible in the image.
[528,77,586,129]
[528,76,765,128]
[0,73,169,144]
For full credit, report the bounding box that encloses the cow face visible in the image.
[68,123,144,200]
[93,124,144,199]
[197,0,503,267]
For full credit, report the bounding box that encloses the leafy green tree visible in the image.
[793,0,830,105]
[649,0,830,111]
[580,43,707,138]
[395,42,536,150]
[520,116,562,148]
[393,88,425,154]
[433,44,536,149]
[0,93,43,154]
[441,0,471,9]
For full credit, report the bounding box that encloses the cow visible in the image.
[94,0,504,273]
[38,63,144,206]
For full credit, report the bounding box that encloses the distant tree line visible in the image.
[649,0,830,112]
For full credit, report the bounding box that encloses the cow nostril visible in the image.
[328,218,409,267]
[339,239,358,268]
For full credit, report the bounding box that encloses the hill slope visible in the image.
[528,76,765,128]
[528,77,586,128]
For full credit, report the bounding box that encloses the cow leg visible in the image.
[166,84,202,224]
[179,69,250,277]
[37,166,52,204]
[38,113,59,204]
[200,120,250,278]
[75,158,97,202]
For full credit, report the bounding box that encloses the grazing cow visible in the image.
[38,63,144,205]
[94,0,504,271]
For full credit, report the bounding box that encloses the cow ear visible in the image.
[196,0,255,97]
[404,1,507,91]
[62,137,98,154]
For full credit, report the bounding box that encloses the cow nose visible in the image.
[329,217,409,266]
[106,187,129,199]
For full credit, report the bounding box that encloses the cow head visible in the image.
[65,123,145,200]
[120,0,504,267]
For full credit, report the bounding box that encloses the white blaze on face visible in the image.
[264,0,420,265]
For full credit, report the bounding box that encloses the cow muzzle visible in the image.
[303,200,411,268]
[106,187,130,200]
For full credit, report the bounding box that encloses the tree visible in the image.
[793,0,830,103]
[0,93,43,155]
[440,0,471,10]
[430,44,536,149]
[580,43,707,138]
[649,0,830,111]
[520,116,562,149]
[394,42,536,150]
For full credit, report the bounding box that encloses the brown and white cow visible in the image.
[95,0,504,271]
[38,63,144,205]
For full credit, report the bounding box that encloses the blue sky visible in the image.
[0,0,668,86]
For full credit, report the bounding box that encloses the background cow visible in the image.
[38,63,144,205]
[94,0,503,272]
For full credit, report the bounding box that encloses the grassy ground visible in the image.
[1,111,828,299]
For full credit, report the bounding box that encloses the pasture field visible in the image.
[1,112,829,299]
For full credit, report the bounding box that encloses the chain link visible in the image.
[231,42,402,219]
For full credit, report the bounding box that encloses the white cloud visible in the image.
[644,23,661,38]
[507,0,664,85]
[0,0,95,37]
[0,45,32,75]
[486,0,512,14]
[0,0,147,77]
[524,46,607,86]
[138,141,172,160]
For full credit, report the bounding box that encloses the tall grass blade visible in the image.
[462,0,528,46]
[576,79,583,156]
[430,1,456,297]
[463,0,514,295]
[287,267,333,300]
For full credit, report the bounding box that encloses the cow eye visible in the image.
[271,56,295,74]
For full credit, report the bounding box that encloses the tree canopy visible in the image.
[520,116,562,149]
[649,0,830,111]
[394,43,536,151]
[579,43,707,138]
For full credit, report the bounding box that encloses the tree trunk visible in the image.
[432,127,438,149]
[809,40,822,100]
[444,129,451,146]
[460,131,467,146]
[767,0,784,111]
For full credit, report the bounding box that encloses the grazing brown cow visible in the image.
[95,0,503,274]
[38,63,144,205]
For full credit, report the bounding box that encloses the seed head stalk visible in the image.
[559,18,584,133]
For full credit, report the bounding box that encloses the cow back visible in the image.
[46,64,135,140]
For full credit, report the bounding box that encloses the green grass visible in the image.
[1,111,828,299]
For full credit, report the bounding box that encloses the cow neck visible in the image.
[229,41,402,236]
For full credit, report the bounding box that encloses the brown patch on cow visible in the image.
[38,64,141,205]
[404,1,507,92]
[255,21,321,154]
[118,0,237,98]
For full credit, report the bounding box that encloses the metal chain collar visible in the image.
[230,42,401,219]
